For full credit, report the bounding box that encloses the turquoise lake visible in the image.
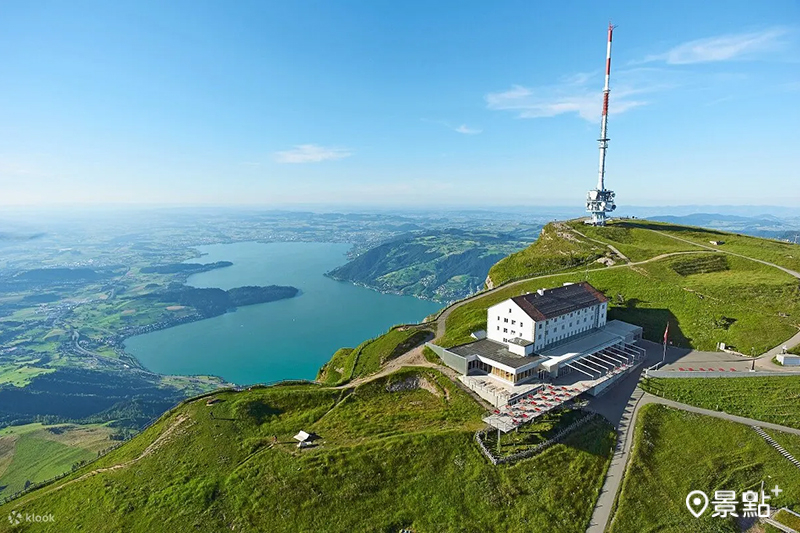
[124,242,442,385]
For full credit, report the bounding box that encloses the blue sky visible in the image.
[0,1,798,209]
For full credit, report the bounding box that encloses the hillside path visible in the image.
[336,346,438,389]
[651,230,800,279]
[35,414,190,499]
[432,249,710,340]
[587,228,800,533]
[569,226,632,263]
[649,229,800,370]
[588,389,800,533]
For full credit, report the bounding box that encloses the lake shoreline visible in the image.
[123,241,441,385]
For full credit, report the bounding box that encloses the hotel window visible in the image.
[497,316,500,321]
[509,308,512,313]
[511,330,515,335]
[520,322,523,328]
[503,328,508,333]
[497,326,500,331]
[511,320,515,325]
[504,318,508,323]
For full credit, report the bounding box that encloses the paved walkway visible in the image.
[584,342,659,533]
[332,224,800,533]
[640,394,800,436]
[586,383,800,533]
[757,329,800,371]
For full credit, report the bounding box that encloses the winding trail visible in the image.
[10,224,799,523]
[648,230,800,372]
[587,227,800,533]
[592,391,800,533]
[36,414,191,498]
[569,226,632,264]
[433,249,711,341]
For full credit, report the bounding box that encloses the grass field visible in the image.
[317,327,432,385]
[0,364,55,387]
[1,369,615,533]
[630,220,800,273]
[640,376,800,429]
[316,347,355,385]
[568,220,702,262]
[775,509,800,531]
[480,409,586,457]
[441,252,800,353]
[768,429,800,463]
[573,219,800,273]
[487,222,607,286]
[0,423,115,498]
[608,404,800,533]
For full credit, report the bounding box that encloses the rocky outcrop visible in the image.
[385,374,442,398]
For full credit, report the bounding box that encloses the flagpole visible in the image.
[662,322,669,364]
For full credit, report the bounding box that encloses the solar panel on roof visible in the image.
[512,282,606,320]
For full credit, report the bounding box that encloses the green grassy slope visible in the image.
[569,219,800,271]
[567,220,703,261]
[641,376,800,429]
[442,252,800,352]
[630,220,800,272]
[609,405,800,533]
[327,229,530,301]
[0,423,115,498]
[1,369,615,533]
[317,327,432,385]
[487,222,608,286]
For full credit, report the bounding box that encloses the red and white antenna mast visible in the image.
[598,22,614,191]
[586,22,617,226]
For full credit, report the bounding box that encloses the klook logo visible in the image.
[7,510,55,526]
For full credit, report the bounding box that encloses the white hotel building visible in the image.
[487,283,608,355]
[428,282,644,406]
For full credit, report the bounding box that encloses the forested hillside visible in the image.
[327,229,531,301]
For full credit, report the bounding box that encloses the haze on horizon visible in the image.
[0,1,798,208]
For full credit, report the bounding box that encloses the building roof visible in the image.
[510,281,608,321]
[293,431,311,442]
[448,338,543,370]
[538,326,627,371]
[508,337,533,347]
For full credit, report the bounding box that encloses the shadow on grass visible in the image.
[558,418,617,457]
[615,220,726,236]
[608,307,691,349]
[235,400,283,423]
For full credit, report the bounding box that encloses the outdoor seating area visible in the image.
[483,346,644,432]
[483,384,588,432]
[458,374,543,407]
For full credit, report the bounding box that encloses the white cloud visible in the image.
[423,118,483,134]
[273,144,352,163]
[454,124,482,135]
[486,77,650,123]
[645,27,789,64]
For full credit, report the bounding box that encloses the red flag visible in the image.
[663,322,669,344]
